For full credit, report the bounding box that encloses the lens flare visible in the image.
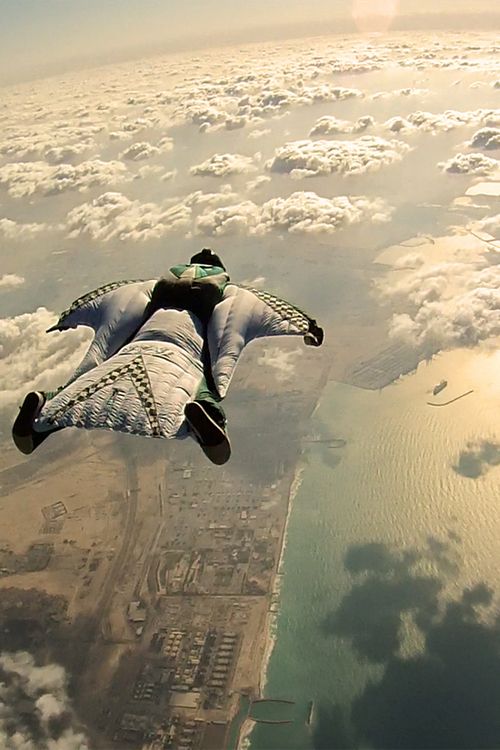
[352,0,400,33]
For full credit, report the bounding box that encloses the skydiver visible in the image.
[12,250,324,464]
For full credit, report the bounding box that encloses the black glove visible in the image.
[304,319,324,347]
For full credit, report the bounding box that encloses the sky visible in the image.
[2,0,500,85]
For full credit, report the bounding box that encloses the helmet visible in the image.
[190,248,226,270]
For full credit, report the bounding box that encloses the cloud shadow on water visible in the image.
[315,540,500,749]
[452,441,500,479]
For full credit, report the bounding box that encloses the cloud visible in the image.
[160,168,178,182]
[174,83,363,132]
[384,108,500,134]
[0,218,50,240]
[0,273,25,290]
[0,307,91,415]
[477,213,500,238]
[309,115,374,136]
[246,175,271,192]
[120,141,160,161]
[120,136,173,161]
[439,152,499,175]
[257,346,303,382]
[0,123,102,162]
[66,191,192,242]
[383,259,500,355]
[44,143,94,165]
[370,88,430,100]
[453,441,500,478]
[266,136,409,178]
[469,127,500,150]
[248,128,271,139]
[196,191,392,236]
[190,153,258,177]
[394,253,425,269]
[0,159,128,198]
[0,651,89,750]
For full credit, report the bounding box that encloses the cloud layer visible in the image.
[380,255,500,355]
[0,651,89,750]
[196,191,392,236]
[0,159,128,198]
[0,308,91,415]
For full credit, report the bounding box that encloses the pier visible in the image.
[427,390,474,407]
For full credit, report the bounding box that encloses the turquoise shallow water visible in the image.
[250,345,500,750]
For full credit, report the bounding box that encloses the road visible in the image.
[98,455,139,638]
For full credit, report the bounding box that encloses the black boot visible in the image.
[12,391,48,455]
[184,401,231,465]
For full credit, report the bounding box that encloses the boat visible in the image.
[432,379,448,396]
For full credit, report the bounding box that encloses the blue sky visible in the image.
[1,0,499,84]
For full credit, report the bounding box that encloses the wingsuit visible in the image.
[12,249,324,465]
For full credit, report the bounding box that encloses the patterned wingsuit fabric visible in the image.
[35,280,313,440]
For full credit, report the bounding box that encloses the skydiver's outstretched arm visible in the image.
[207,284,324,398]
[47,279,156,386]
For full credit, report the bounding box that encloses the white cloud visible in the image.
[0,218,50,240]
[120,136,174,161]
[394,253,425,269]
[309,115,374,136]
[190,153,257,177]
[469,127,500,150]
[477,213,500,238]
[174,82,364,132]
[246,175,271,192]
[266,136,409,178]
[0,159,128,198]
[0,309,91,415]
[0,651,89,749]
[135,164,164,179]
[44,142,93,165]
[196,191,392,236]
[160,168,178,182]
[0,273,25,289]
[120,141,160,161]
[439,152,499,175]
[380,256,500,356]
[0,123,102,162]
[196,200,258,236]
[248,128,271,140]
[384,109,500,134]
[257,346,303,382]
[370,88,430,100]
[66,191,192,242]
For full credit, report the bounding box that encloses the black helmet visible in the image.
[190,248,225,270]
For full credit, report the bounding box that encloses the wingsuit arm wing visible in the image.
[35,308,205,440]
[47,279,156,384]
[208,284,324,398]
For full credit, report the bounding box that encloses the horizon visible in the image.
[2,0,500,86]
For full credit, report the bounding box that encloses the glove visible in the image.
[304,320,324,347]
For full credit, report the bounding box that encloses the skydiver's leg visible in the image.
[184,338,231,466]
[184,375,230,465]
[193,375,226,427]
[192,324,227,430]
[11,391,63,455]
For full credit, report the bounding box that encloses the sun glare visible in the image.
[352,0,400,33]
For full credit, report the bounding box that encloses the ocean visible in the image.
[249,344,500,749]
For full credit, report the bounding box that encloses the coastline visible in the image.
[236,463,306,750]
